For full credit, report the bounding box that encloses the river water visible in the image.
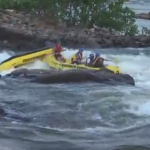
[0,1,150,150]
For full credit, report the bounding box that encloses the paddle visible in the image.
[103,58,112,61]
[102,58,120,64]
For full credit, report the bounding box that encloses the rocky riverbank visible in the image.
[136,12,150,20]
[0,9,150,51]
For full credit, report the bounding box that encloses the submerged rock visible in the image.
[6,68,135,86]
[6,68,53,79]
[115,145,150,150]
[14,69,135,86]
[9,68,51,76]
[0,104,31,122]
[0,106,5,116]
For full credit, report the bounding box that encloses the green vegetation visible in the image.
[0,0,140,35]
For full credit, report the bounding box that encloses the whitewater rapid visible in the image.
[1,49,150,120]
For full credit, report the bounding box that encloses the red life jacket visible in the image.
[54,44,62,53]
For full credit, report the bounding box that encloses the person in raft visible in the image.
[85,53,95,67]
[71,48,84,64]
[44,41,66,62]
[86,53,106,67]
[52,44,66,62]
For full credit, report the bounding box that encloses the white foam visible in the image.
[19,60,50,70]
[123,95,150,116]
[108,54,150,87]
[0,51,12,63]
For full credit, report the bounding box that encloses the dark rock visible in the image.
[103,38,113,46]
[9,68,28,75]
[8,68,52,77]
[115,145,150,150]
[136,12,150,20]
[5,68,135,86]
[44,40,55,47]
[0,105,31,122]
[84,37,100,48]
[28,69,135,86]
[0,106,5,116]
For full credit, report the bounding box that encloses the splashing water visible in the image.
[108,54,150,87]
[0,50,13,62]
[0,48,150,118]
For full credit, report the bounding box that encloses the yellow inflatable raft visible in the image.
[0,47,53,72]
[42,54,121,74]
